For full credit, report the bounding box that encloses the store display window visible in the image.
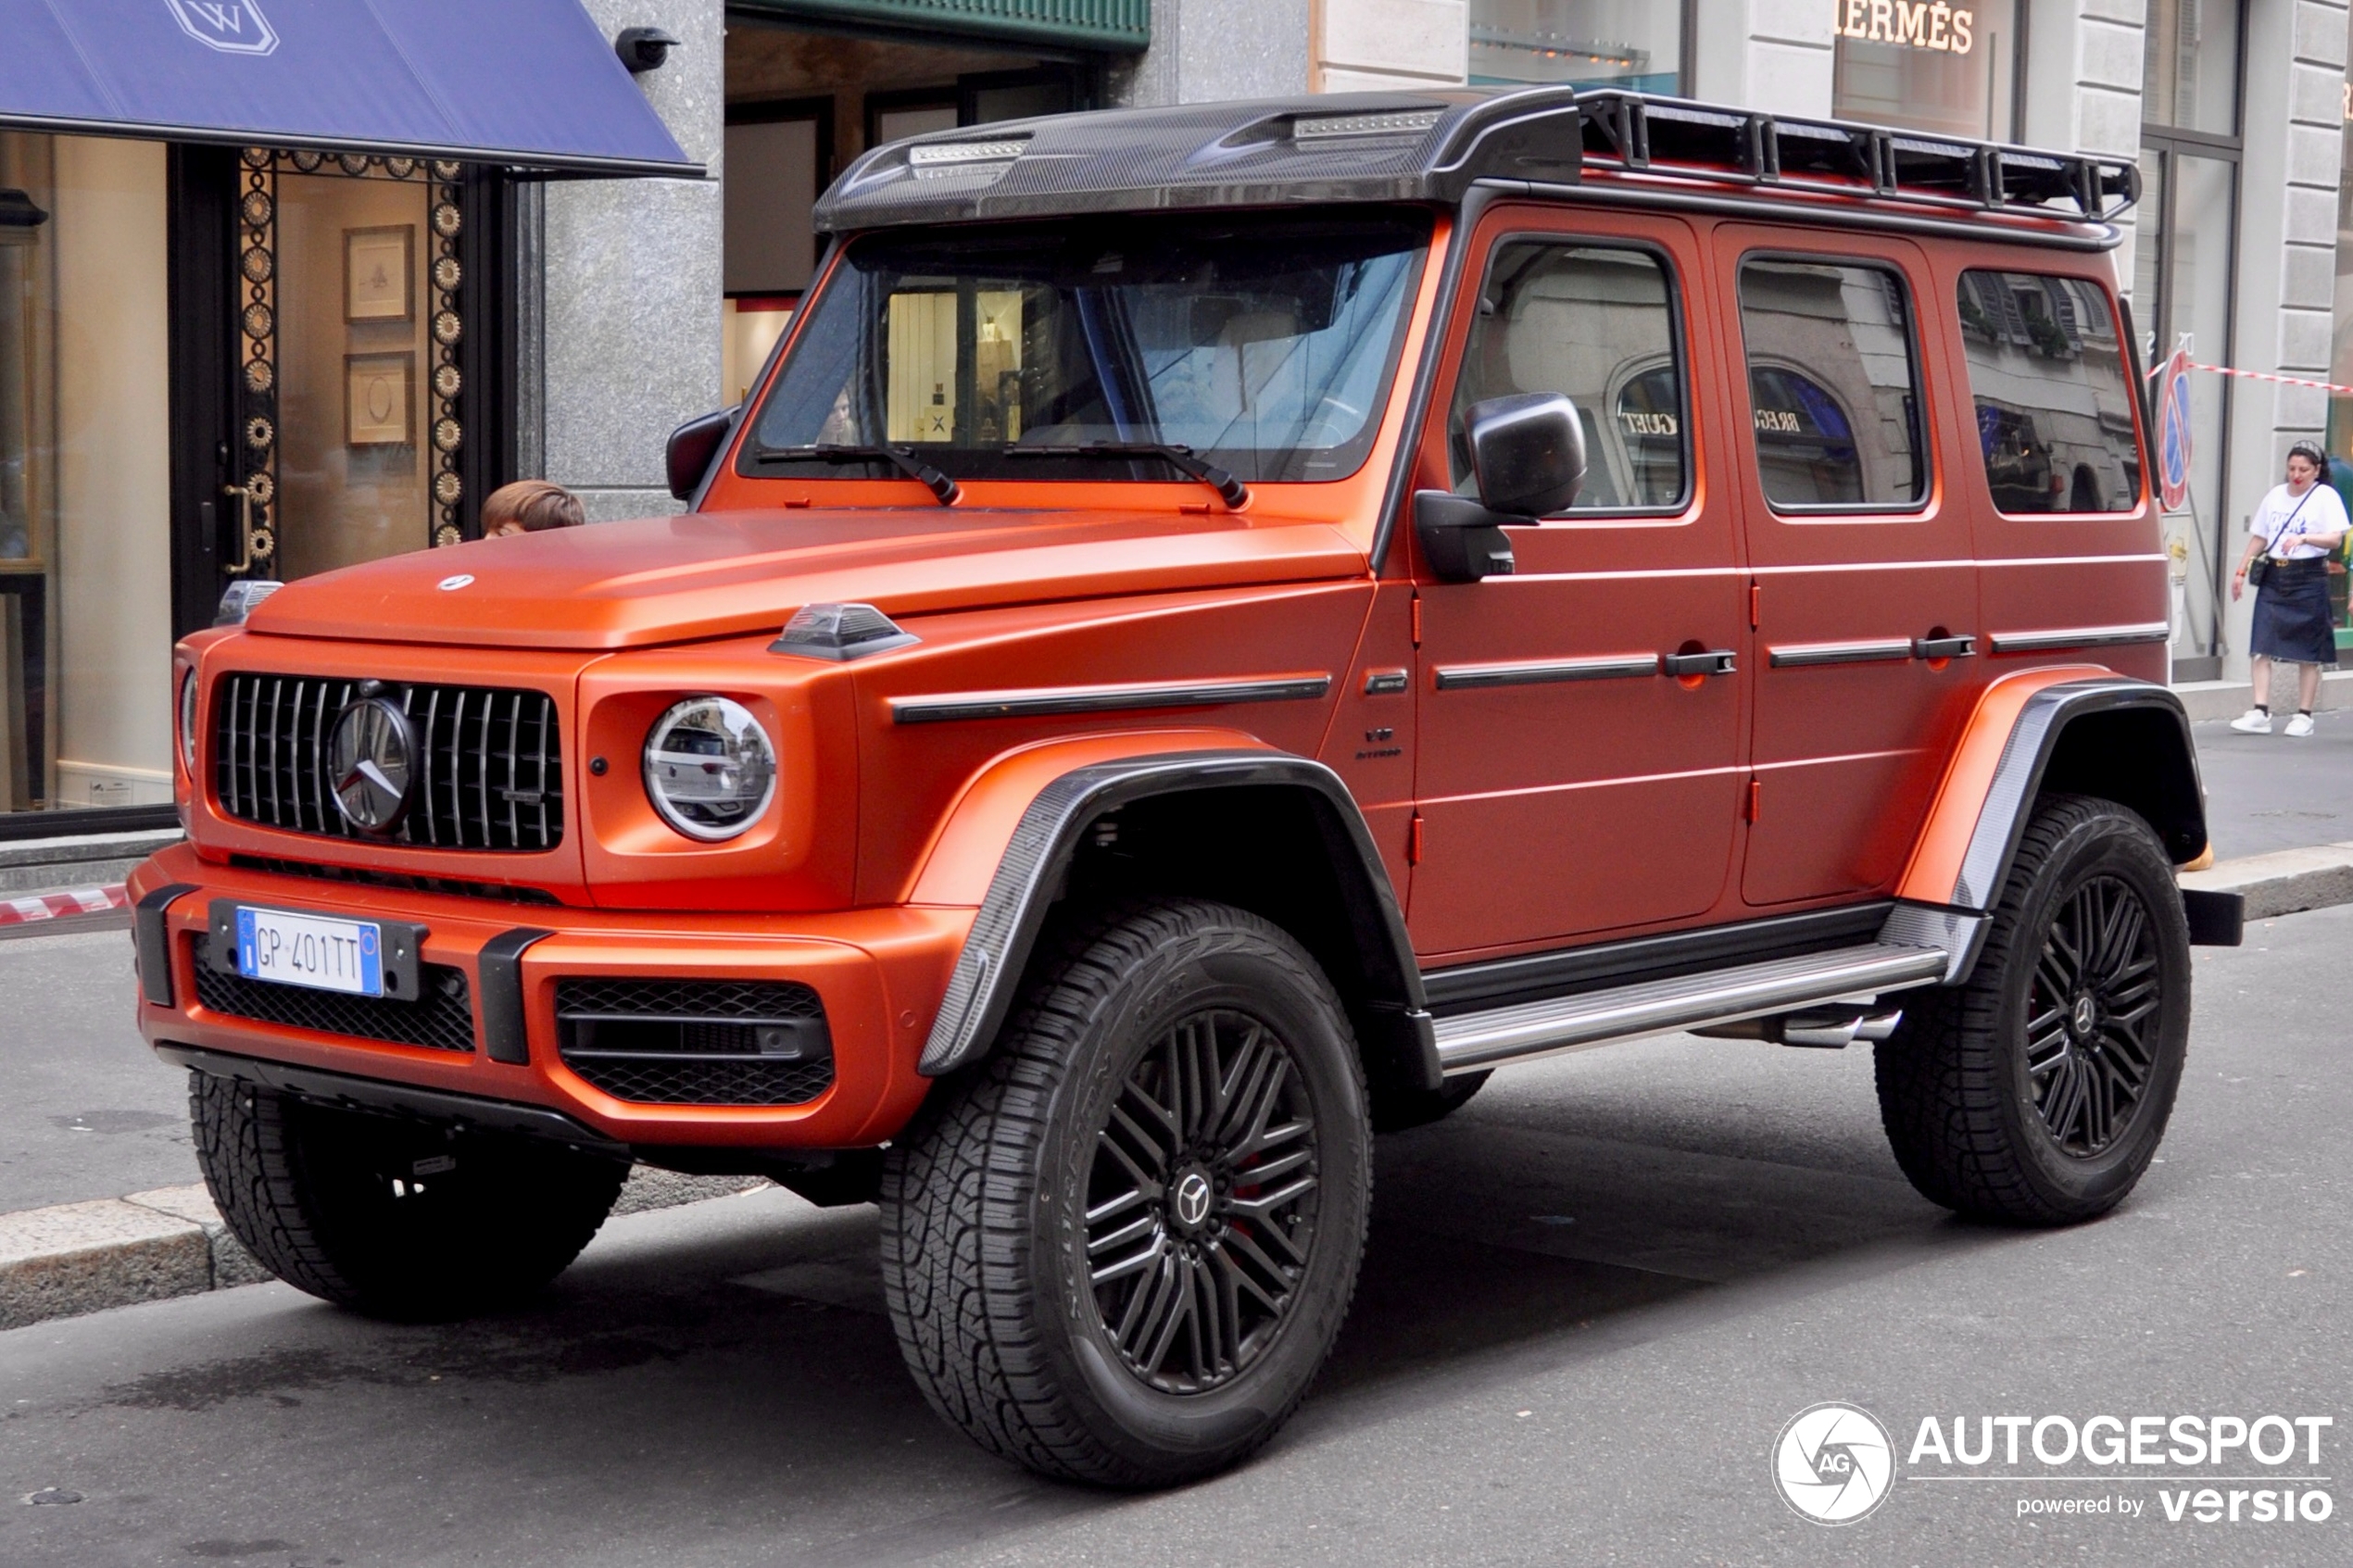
[1467,2,1683,92]
[1831,0,2020,142]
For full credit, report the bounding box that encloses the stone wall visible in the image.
[534,0,724,523]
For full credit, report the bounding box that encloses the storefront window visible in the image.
[1467,2,1682,93]
[0,132,173,814]
[1831,0,2019,142]
[2143,0,2241,139]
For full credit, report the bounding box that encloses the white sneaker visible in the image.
[2285,712,2315,737]
[2230,709,2273,734]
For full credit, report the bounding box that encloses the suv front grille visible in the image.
[555,978,834,1106]
[192,935,477,1053]
[212,673,563,853]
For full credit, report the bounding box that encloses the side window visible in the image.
[1737,258,1927,511]
[1450,243,1689,513]
[1955,270,2142,514]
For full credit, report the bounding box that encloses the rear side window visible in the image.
[1955,270,2142,513]
[1449,243,1689,513]
[1737,258,1927,511]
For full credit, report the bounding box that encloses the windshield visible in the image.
[745,209,1432,486]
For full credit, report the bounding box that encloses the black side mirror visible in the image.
[1414,394,1586,583]
[666,406,738,502]
[1466,392,1585,517]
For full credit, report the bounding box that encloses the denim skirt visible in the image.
[2250,559,2340,667]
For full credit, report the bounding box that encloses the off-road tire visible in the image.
[191,1073,629,1319]
[1369,1069,1491,1133]
[880,899,1372,1487]
[1874,795,2191,1225]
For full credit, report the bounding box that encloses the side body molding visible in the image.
[1892,671,2221,980]
[915,749,1433,1084]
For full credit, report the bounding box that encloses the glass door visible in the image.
[219,152,475,596]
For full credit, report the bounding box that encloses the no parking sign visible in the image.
[2157,344,2193,512]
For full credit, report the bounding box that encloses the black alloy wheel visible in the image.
[1086,1008,1320,1394]
[2024,874,2162,1158]
[1874,794,2192,1225]
[880,898,1371,1487]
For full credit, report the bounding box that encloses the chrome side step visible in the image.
[1430,942,1948,1074]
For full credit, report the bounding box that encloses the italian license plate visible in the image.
[233,906,384,997]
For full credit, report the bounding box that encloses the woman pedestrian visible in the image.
[2230,440,2348,736]
[481,479,585,538]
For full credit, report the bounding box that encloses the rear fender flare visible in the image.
[911,744,1431,1085]
[1889,671,2210,980]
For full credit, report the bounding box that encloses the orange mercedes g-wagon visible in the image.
[133,89,2242,1486]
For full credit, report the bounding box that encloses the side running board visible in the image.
[1431,942,1948,1074]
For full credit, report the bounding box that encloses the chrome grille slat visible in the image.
[208,674,562,853]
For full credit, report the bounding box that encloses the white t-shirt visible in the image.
[2249,480,2351,559]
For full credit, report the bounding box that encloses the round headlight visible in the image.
[643,696,776,841]
[179,671,198,772]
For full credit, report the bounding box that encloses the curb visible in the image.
[2178,841,2353,921]
[0,1168,769,1333]
[8,846,2351,1336]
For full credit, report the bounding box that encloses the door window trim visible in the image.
[1733,248,1936,520]
[1446,231,1696,522]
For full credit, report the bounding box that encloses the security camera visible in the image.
[614,26,680,74]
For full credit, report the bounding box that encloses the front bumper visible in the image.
[129,843,970,1151]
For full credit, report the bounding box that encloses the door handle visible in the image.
[1912,633,1978,660]
[1660,648,1737,677]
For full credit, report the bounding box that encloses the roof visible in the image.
[812,88,2138,248]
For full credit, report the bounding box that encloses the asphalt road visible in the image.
[3,904,2344,1567]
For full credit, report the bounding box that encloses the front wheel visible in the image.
[1874,795,2192,1224]
[880,899,1371,1486]
[192,1074,629,1319]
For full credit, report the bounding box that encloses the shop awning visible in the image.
[0,0,698,178]
[732,0,1150,54]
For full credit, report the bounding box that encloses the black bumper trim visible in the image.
[477,927,555,1064]
[135,884,200,1007]
[2183,888,2245,947]
[155,1041,627,1158]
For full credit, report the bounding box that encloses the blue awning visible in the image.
[0,0,698,178]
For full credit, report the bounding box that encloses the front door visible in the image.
[1408,209,1745,959]
[1715,228,1981,906]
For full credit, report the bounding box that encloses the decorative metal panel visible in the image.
[729,0,1148,52]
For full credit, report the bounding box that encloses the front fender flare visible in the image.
[912,748,1430,1081]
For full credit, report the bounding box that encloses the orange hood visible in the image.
[245,507,1370,650]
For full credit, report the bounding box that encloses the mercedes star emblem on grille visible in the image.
[326,695,416,833]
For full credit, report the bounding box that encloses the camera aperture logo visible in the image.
[1774,1402,1896,1524]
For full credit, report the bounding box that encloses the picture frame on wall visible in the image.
[345,352,414,446]
[344,224,414,323]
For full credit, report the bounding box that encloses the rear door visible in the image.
[1716,228,1980,906]
[1407,207,1745,958]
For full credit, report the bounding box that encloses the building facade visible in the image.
[5,0,2347,838]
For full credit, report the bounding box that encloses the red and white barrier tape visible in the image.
[2149,358,2353,398]
[0,884,129,927]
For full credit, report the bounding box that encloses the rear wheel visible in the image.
[880,899,1371,1486]
[191,1073,629,1319]
[1874,795,2191,1224]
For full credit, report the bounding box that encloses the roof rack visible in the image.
[1572,90,2139,222]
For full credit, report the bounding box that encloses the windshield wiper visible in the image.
[1003,442,1250,509]
[752,444,960,506]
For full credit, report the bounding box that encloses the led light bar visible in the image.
[1292,108,1443,143]
[908,138,1029,168]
